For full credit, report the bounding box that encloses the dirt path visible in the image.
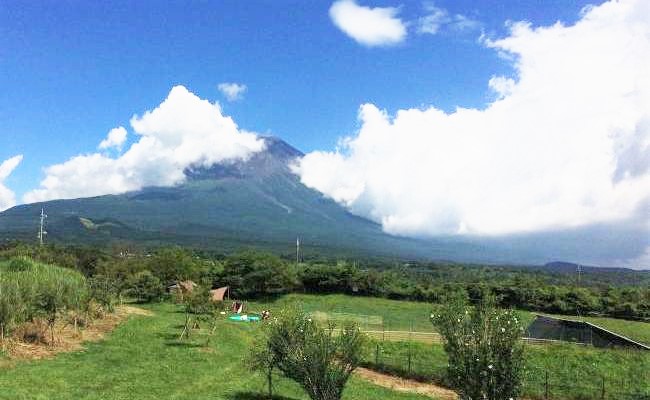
[355,367,459,400]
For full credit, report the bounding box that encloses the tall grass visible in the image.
[0,257,89,341]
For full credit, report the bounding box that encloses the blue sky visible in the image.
[1,0,593,199]
[1,0,649,267]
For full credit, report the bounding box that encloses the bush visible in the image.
[0,258,89,341]
[128,270,164,303]
[7,257,34,272]
[256,305,365,400]
[431,293,525,400]
[88,275,117,312]
[14,320,48,344]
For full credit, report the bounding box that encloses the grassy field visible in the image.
[1,293,648,400]
[0,302,431,400]
[255,294,650,346]
[256,294,650,400]
[364,338,650,400]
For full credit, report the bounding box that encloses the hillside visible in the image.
[0,137,646,268]
[0,138,484,260]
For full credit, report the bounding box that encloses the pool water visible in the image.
[228,314,261,322]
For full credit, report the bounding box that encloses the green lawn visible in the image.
[250,293,439,332]
[1,293,648,400]
[251,294,650,400]
[363,338,650,400]
[254,294,650,346]
[0,303,431,400]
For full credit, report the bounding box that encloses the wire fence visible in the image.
[364,341,650,400]
[309,311,650,400]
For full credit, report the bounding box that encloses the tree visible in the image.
[255,305,365,400]
[128,270,164,303]
[431,293,525,400]
[148,247,200,286]
[222,250,297,297]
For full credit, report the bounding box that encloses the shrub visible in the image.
[7,257,34,272]
[431,293,525,400]
[0,258,89,342]
[256,305,365,400]
[88,275,117,313]
[128,270,164,303]
[14,320,47,344]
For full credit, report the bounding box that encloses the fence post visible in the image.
[545,370,549,400]
[601,376,605,400]
[375,343,380,367]
[407,345,412,375]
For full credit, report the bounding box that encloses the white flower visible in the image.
[488,364,493,369]
[501,328,506,333]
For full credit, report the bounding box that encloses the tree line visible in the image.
[1,242,648,320]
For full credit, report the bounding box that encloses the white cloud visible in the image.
[329,0,406,47]
[417,4,480,35]
[24,86,265,203]
[98,126,128,151]
[295,0,650,238]
[0,155,23,211]
[218,82,247,102]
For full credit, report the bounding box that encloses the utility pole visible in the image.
[38,208,47,246]
[296,237,301,265]
[576,263,582,320]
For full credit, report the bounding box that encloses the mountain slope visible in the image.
[0,138,477,259]
[2,137,646,268]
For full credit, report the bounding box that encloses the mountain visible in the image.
[1,137,647,268]
[0,137,483,260]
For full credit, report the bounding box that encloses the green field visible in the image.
[0,302,430,400]
[255,294,650,400]
[1,293,649,400]
[254,294,650,346]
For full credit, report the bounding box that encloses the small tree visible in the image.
[88,274,117,313]
[128,270,164,303]
[255,305,365,400]
[431,293,525,400]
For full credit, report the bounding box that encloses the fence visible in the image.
[366,341,650,400]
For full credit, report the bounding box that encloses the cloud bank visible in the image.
[24,86,265,203]
[329,0,406,47]
[218,82,247,102]
[295,0,650,238]
[0,155,23,211]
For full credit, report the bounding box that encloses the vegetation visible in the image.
[0,302,430,400]
[431,293,525,400]
[1,243,647,321]
[254,305,365,400]
[0,257,89,343]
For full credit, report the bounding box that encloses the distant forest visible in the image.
[1,241,648,320]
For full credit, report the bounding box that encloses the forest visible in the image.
[1,241,648,320]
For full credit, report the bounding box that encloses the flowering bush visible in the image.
[431,293,525,400]
[253,305,365,400]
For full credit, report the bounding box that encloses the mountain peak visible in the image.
[185,136,303,181]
